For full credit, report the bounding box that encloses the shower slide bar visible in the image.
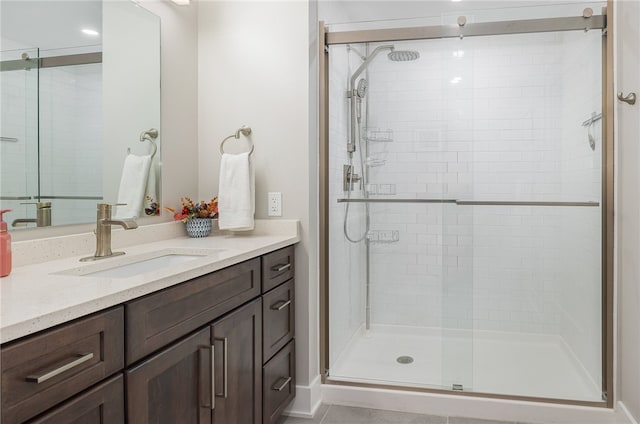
[337,198,600,207]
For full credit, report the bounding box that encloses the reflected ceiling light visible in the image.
[453,50,465,58]
[81,28,99,36]
[171,0,190,4]
[452,0,462,2]
[450,77,462,84]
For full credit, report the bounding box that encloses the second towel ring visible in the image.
[220,125,254,155]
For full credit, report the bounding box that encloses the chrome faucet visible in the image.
[11,202,52,228]
[80,203,138,262]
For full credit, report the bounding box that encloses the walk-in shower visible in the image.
[321,2,612,407]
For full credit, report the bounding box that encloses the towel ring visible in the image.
[220,126,254,155]
[129,128,158,158]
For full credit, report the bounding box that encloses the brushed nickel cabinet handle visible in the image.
[618,91,636,105]
[213,337,228,399]
[199,347,212,409]
[271,263,291,272]
[25,352,94,384]
[271,376,292,392]
[210,345,215,410]
[271,299,292,311]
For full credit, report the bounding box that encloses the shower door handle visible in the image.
[617,91,636,105]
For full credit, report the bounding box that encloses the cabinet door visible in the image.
[126,328,212,424]
[28,374,124,424]
[211,298,262,424]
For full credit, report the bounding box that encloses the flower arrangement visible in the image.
[145,195,160,216]
[165,197,218,223]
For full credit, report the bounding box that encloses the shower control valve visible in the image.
[343,164,362,192]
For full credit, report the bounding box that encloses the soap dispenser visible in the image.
[0,209,12,277]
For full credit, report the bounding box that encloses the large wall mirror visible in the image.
[0,0,161,232]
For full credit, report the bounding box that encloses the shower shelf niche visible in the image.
[367,230,400,243]
[365,128,393,142]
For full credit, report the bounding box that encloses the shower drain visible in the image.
[396,355,414,364]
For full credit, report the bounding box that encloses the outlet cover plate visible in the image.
[268,192,282,216]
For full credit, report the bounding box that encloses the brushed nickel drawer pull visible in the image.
[271,263,291,272]
[213,337,228,399]
[271,376,292,392]
[211,345,215,410]
[271,299,292,311]
[26,352,94,384]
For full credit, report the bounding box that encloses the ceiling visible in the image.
[1,1,102,54]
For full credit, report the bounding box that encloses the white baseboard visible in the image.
[322,384,632,424]
[619,401,639,424]
[283,375,323,418]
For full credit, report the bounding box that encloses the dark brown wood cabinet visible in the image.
[211,298,262,424]
[126,327,212,424]
[263,340,295,424]
[27,374,124,424]
[126,258,261,365]
[1,308,124,424]
[1,244,296,424]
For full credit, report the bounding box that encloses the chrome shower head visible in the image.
[356,78,368,98]
[388,50,420,62]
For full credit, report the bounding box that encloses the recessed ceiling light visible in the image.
[450,77,462,84]
[81,29,99,36]
[171,0,190,5]
[452,0,462,2]
[453,50,465,58]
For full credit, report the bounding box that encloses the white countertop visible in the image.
[1,220,300,344]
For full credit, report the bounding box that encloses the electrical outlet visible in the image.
[268,192,282,217]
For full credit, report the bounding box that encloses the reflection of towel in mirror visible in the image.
[114,154,151,219]
[145,158,158,210]
[218,152,254,231]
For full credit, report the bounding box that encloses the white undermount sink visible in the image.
[56,248,225,279]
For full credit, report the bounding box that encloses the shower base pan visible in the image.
[329,325,602,402]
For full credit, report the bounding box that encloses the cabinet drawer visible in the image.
[28,374,124,424]
[263,279,295,362]
[126,257,260,364]
[263,340,295,424]
[262,246,294,293]
[1,307,124,424]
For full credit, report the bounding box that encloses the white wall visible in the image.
[616,0,640,421]
[197,0,315,399]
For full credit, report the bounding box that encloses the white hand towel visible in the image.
[114,154,151,220]
[218,152,254,231]
[145,157,158,209]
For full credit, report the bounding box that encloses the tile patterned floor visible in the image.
[277,405,533,424]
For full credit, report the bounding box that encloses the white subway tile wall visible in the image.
[0,54,102,227]
[328,29,602,388]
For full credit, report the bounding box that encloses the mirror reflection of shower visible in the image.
[343,44,419,243]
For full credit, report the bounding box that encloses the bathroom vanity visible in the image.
[0,221,298,424]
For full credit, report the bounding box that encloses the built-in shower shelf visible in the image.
[365,184,396,196]
[365,128,393,142]
[367,230,400,243]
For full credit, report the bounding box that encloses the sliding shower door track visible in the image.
[336,198,600,207]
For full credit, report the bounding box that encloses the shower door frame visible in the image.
[319,1,614,408]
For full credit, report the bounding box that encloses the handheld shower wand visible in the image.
[347,45,394,155]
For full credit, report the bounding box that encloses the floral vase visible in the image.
[185,218,212,238]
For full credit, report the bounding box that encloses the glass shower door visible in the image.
[0,48,39,220]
